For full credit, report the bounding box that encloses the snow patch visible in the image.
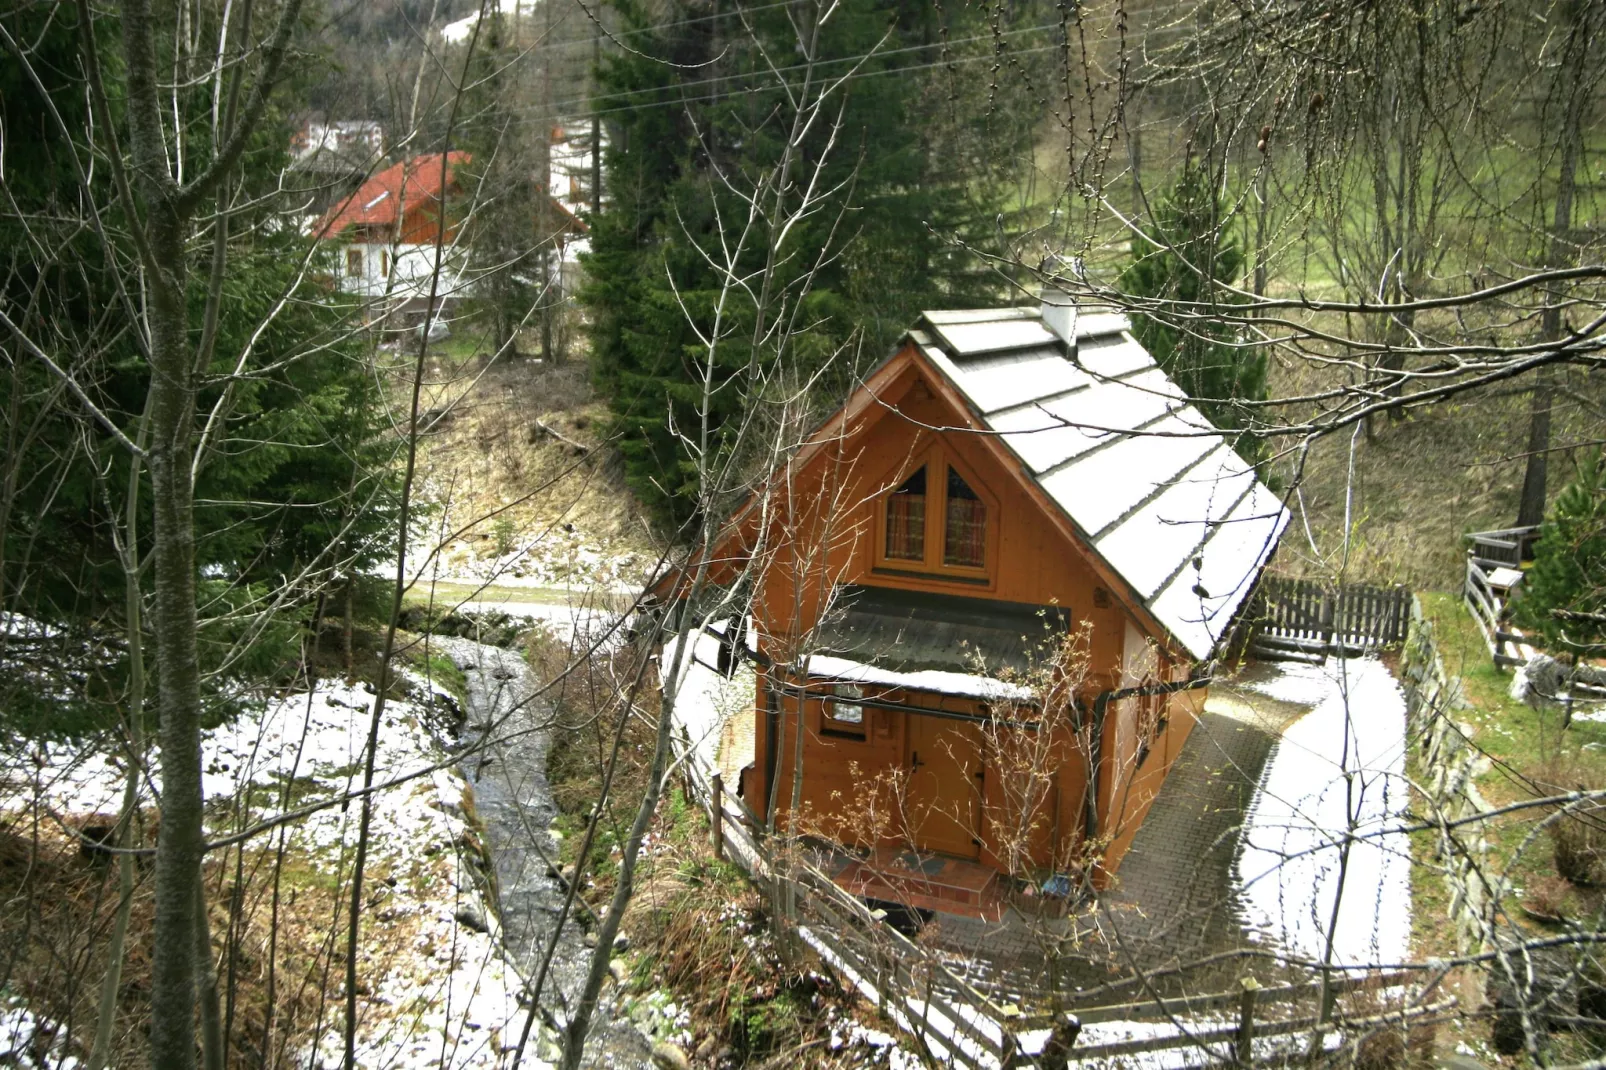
[1235,657,1412,967]
[0,996,79,1069]
[2,674,550,1069]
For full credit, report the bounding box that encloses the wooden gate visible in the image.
[1249,576,1412,661]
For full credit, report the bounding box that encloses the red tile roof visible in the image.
[314,151,470,238]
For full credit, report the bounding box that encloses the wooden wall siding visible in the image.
[761,684,1096,875]
[1097,687,1205,875]
[740,355,1213,879]
[747,361,1128,675]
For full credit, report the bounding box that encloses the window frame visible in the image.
[820,683,868,740]
[873,441,997,582]
[345,247,364,277]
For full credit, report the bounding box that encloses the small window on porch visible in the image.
[823,683,866,738]
[884,467,926,561]
[345,248,363,277]
[943,467,986,568]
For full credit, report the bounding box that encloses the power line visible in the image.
[529,40,1070,127]
[503,21,1066,121]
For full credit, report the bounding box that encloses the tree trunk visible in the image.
[144,210,206,1070]
[196,878,225,1070]
[559,676,678,1070]
[1518,2,1588,529]
[89,450,149,1070]
[1517,370,1554,529]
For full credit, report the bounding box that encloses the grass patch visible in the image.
[399,644,469,705]
[1416,593,1606,947]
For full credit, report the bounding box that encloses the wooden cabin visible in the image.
[689,298,1288,906]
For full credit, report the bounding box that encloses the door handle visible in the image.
[911,750,923,768]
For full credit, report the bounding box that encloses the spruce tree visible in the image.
[582,0,1039,526]
[1119,167,1267,462]
[1515,453,1606,655]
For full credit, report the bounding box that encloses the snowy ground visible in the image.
[660,625,756,783]
[0,672,553,1069]
[1234,656,1413,968]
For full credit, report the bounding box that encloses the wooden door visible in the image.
[906,716,982,859]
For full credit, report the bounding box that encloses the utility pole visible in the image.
[537,0,556,361]
[591,26,602,217]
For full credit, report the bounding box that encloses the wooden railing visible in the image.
[1463,557,1528,669]
[1063,971,1446,1062]
[672,716,1446,1067]
[1466,525,1540,571]
[684,761,1058,1069]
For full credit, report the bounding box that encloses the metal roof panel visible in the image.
[1095,445,1257,598]
[1077,336,1158,379]
[1148,483,1288,658]
[933,318,1060,356]
[1038,413,1219,536]
[991,367,1184,473]
[901,300,1289,661]
[946,347,1092,414]
[923,307,1038,325]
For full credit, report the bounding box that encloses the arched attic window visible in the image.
[877,448,994,578]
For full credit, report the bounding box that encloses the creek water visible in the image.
[437,635,651,1068]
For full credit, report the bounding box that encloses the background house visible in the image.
[690,296,1289,905]
[314,150,588,332]
[314,151,472,326]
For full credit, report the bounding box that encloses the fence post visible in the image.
[1235,976,1260,1065]
[711,773,725,861]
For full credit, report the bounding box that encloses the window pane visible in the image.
[885,466,926,561]
[944,467,986,567]
[827,684,865,733]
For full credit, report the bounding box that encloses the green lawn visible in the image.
[1416,592,1606,927]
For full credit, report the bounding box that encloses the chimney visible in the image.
[1040,287,1079,353]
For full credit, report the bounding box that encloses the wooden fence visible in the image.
[1063,971,1448,1062]
[684,763,1052,1069]
[1463,557,1529,669]
[1466,525,1540,571]
[670,698,1446,1067]
[1249,576,1412,661]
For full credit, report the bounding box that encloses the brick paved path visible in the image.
[919,663,1315,1003]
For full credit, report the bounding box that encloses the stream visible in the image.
[437,635,652,1068]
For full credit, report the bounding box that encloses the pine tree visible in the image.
[0,9,395,730]
[582,0,1039,526]
[1515,453,1606,654]
[1119,167,1267,462]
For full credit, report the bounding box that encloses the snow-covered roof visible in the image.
[804,653,1034,703]
[908,297,1289,661]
